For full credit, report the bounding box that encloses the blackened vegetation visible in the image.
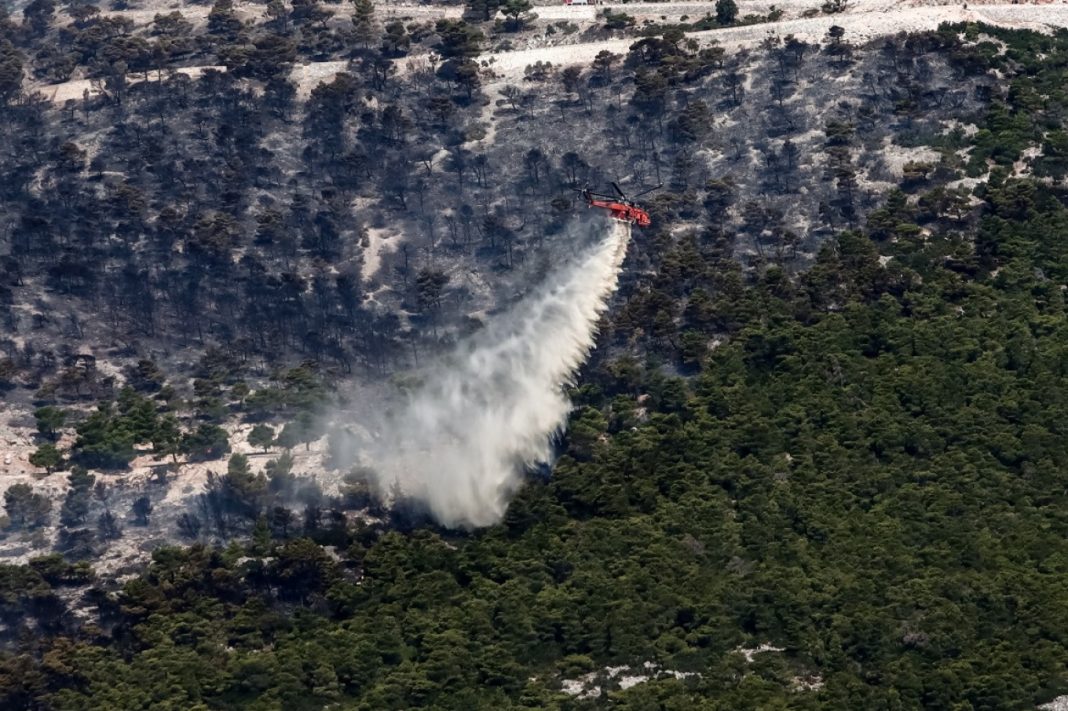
[1,3,992,400]
[4,7,1068,709]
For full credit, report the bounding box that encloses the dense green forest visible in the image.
[3,21,1068,709]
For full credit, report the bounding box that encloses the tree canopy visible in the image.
[2,10,1068,711]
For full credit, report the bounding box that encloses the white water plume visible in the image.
[337,218,630,528]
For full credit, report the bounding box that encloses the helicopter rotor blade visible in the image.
[631,183,663,199]
[611,181,626,198]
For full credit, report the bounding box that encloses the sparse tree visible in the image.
[129,360,164,392]
[207,0,243,38]
[270,506,295,538]
[444,149,470,191]
[303,504,322,534]
[177,512,202,539]
[248,424,276,453]
[351,0,377,48]
[153,414,182,463]
[266,0,289,32]
[416,269,450,313]
[277,412,316,451]
[704,178,735,221]
[97,511,122,541]
[60,468,96,527]
[427,95,455,127]
[524,147,547,184]
[724,70,744,106]
[437,58,481,99]
[382,21,410,56]
[181,423,231,461]
[290,0,333,26]
[602,9,635,31]
[132,496,153,526]
[30,444,64,474]
[435,20,484,59]
[715,0,738,25]
[632,68,669,126]
[825,25,852,69]
[266,451,296,492]
[464,0,500,22]
[500,0,534,32]
[523,61,553,83]
[560,66,582,101]
[782,139,801,173]
[223,453,267,520]
[4,483,52,529]
[228,452,251,477]
[592,50,619,83]
[0,39,24,105]
[68,4,100,28]
[23,0,56,37]
[561,152,588,187]
[57,142,86,174]
[501,84,523,112]
[56,528,96,560]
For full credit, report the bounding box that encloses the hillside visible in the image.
[2,0,1036,388]
[3,0,1068,708]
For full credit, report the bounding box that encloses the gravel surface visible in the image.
[28,1,1068,102]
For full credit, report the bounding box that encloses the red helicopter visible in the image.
[576,181,661,228]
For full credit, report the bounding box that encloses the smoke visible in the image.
[333,217,630,528]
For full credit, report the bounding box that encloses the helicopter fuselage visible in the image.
[584,197,652,228]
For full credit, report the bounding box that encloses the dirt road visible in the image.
[28,1,1068,103]
[482,3,1068,78]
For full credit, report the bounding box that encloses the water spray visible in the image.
[333,217,631,528]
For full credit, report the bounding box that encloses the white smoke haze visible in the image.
[331,217,631,528]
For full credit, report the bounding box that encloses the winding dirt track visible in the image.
[27,0,1068,103]
[480,2,1068,77]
